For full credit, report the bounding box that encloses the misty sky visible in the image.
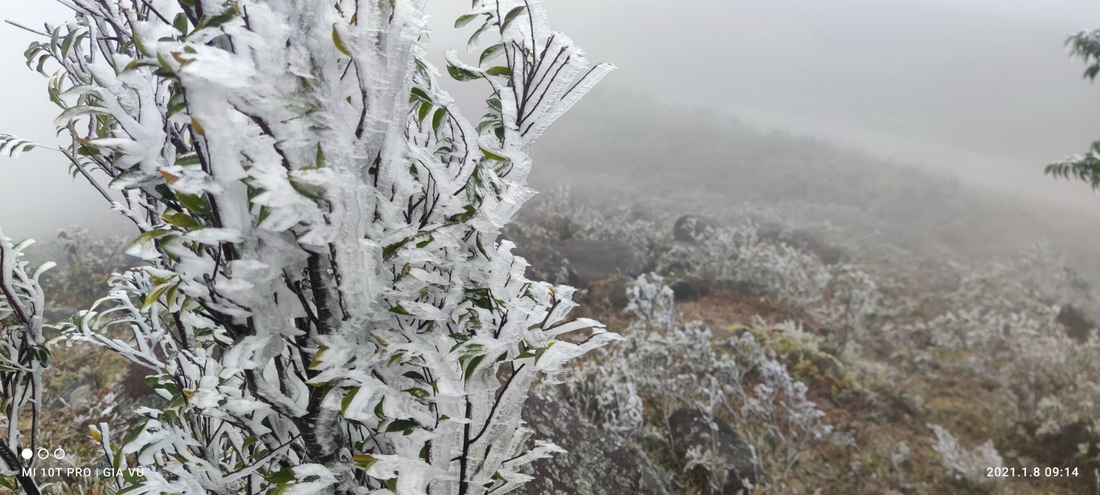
[3,1,1100,239]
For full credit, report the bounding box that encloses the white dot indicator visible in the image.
[20,448,32,461]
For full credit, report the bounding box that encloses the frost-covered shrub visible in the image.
[928,423,1003,488]
[0,231,54,494]
[658,219,829,303]
[889,245,1100,437]
[517,192,879,335]
[625,273,677,333]
[40,227,130,312]
[4,0,615,493]
[558,274,831,492]
[820,264,877,336]
[512,185,672,262]
[658,219,876,334]
[1016,333,1100,436]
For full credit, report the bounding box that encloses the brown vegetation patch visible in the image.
[677,287,792,329]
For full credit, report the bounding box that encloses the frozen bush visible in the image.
[890,245,1100,436]
[558,274,831,492]
[0,231,54,494]
[928,423,1002,488]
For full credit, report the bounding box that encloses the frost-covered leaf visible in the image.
[0,134,40,158]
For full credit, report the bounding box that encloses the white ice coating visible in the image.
[17,0,616,493]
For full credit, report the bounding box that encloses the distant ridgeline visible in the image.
[531,87,1057,261]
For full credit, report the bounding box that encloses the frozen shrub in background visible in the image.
[1,0,614,492]
[39,227,130,312]
[517,190,878,338]
[928,423,1003,488]
[559,274,831,492]
[891,246,1100,437]
[657,219,877,338]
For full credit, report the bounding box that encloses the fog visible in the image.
[552,0,1100,201]
[3,0,1100,239]
[517,0,1100,208]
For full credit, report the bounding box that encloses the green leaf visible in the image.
[479,146,508,162]
[353,454,378,470]
[289,175,326,200]
[447,63,481,82]
[485,66,511,77]
[410,87,432,103]
[341,387,360,415]
[1086,65,1100,81]
[200,5,240,29]
[467,21,492,51]
[61,28,85,59]
[502,6,527,31]
[143,277,179,312]
[464,354,486,381]
[386,419,417,434]
[177,192,212,216]
[190,116,206,136]
[0,134,39,158]
[479,43,504,66]
[418,101,432,122]
[54,105,108,127]
[534,345,550,364]
[23,41,41,63]
[455,14,479,29]
[175,152,201,167]
[333,25,352,56]
[432,108,447,133]
[163,211,202,230]
[128,229,170,251]
[121,58,159,74]
[266,469,294,485]
[308,347,328,370]
[121,421,150,450]
[467,288,493,310]
[173,13,189,35]
[475,233,490,258]
[167,92,187,116]
[383,240,406,259]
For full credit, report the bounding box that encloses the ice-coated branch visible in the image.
[0,230,52,495]
[8,0,613,493]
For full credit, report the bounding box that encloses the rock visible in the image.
[43,306,77,323]
[759,226,847,265]
[512,238,650,289]
[668,408,759,494]
[121,361,159,400]
[669,278,713,302]
[552,239,650,288]
[581,275,634,309]
[513,243,571,285]
[517,396,670,495]
[674,215,722,244]
[1056,304,1095,342]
